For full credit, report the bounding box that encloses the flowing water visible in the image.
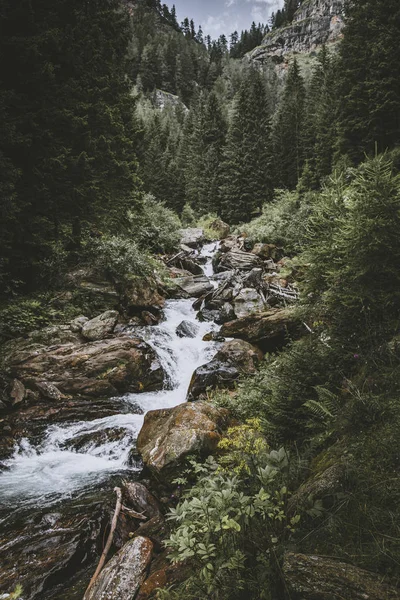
[0,242,220,511]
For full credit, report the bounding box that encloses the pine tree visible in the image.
[273,59,306,189]
[220,69,272,224]
[337,0,400,161]
[185,91,227,215]
[302,46,338,187]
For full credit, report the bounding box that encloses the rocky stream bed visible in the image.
[1,227,396,600]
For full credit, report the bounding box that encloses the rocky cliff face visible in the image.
[250,0,344,63]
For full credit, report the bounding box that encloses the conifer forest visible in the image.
[0,1,400,598]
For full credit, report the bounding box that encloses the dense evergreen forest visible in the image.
[1,0,400,598]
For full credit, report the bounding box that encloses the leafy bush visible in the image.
[303,154,400,355]
[130,194,181,254]
[161,423,299,600]
[181,203,197,227]
[86,235,153,283]
[0,298,53,341]
[197,213,220,240]
[237,190,313,254]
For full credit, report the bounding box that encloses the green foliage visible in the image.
[303,154,400,355]
[337,0,400,161]
[273,59,306,190]
[197,213,220,241]
[237,189,313,253]
[181,203,197,227]
[86,236,153,283]
[0,298,54,342]
[132,194,181,254]
[163,424,298,600]
[220,68,273,224]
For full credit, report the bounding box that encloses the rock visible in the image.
[85,536,153,600]
[220,308,299,351]
[180,228,204,248]
[250,0,345,63]
[233,288,266,319]
[283,552,399,600]
[288,462,347,515]
[35,381,64,401]
[218,302,236,324]
[218,249,262,272]
[176,320,199,338]
[65,267,119,311]
[81,310,119,341]
[0,495,109,599]
[137,552,190,600]
[241,267,263,289]
[175,275,214,298]
[63,427,129,452]
[187,361,240,400]
[137,402,231,477]
[141,311,161,326]
[70,315,89,333]
[197,308,221,323]
[124,276,165,312]
[123,482,162,520]
[208,219,230,239]
[10,379,26,406]
[251,243,284,261]
[215,340,263,374]
[219,237,241,253]
[5,336,165,398]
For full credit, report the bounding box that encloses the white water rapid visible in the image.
[0,243,220,509]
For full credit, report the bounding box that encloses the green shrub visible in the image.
[197,213,220,240]
[161,423,298,600]
[131,194,181,254]
[0,298,53,341]
[181,203,197,227]
[86,235,153,282]
[237,190,313,253]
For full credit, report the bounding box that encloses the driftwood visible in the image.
[121,505,147,521]
[83,487,123,599]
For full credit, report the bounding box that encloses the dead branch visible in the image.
[83,486,122,599]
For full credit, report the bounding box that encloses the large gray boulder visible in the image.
[3,336,165,399]
[180,228,204,248]
[233,288,266,319]
[86,536,153,600]
[218,249,262,272]
[137,402,231,478]
[81,310,119,341]
[283,552,399,600]
[221,308,299,351]
[174,275,214,298]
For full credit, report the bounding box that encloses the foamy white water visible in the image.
[0,243,220,508]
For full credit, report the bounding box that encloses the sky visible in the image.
[172,0,284,39]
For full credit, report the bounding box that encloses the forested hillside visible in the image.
[1,0,400,598]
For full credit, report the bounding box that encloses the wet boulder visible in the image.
[123,276,165,313]
[208,219,230,240]
[0,495,109,599]
[137,402,231,478]
[215,339,263,374]
[233,288,266,319]
[81,310,119,341]
[122,482,162,520]
[85,536,153,600]
[218,249,262,272]
[180,228,204,248]
[187,361,240,400]
[174,275,214,298]
[188,340,263,399]
[176,320,199,338]
[70,315,89,333]
[283,552,400,600]
[220,308,300,351]
[4,336,165,399]
[251,243,283,261]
